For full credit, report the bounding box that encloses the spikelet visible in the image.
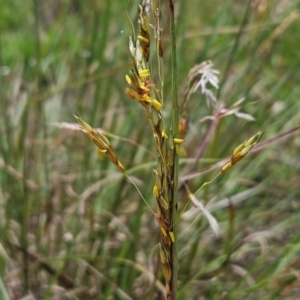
[221,131,265,173]
[75,116,125,173]
[186,131,265,209]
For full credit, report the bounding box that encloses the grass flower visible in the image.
[193,61,220,94]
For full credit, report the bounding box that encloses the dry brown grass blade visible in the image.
[9,243,74,289]
[0,157,39,191]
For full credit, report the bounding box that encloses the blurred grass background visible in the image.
[0,0,300,299]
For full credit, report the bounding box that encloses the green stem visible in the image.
[0,276,10,300]
[169,0,179,298]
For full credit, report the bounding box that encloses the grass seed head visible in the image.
[75,116,126,173]
[222,131,264,173]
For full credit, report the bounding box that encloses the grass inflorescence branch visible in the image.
[125,1,179,298]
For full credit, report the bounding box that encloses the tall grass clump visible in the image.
[1,0,300,299]
[74,1,270,299]
[77,1,180,297]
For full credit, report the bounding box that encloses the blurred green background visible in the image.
[0,0,300,299]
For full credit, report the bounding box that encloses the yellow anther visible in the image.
[160,227,167,237]
[169,231,175,242]
[152,99,162,111]
[162,131,168,139]
[141,95,152,103]
[97,149,107,160]
[153,185,159,198]
[137,35,149,44]
[173,138,184,144]
[139,69,150,77]
[125,74,132,85]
